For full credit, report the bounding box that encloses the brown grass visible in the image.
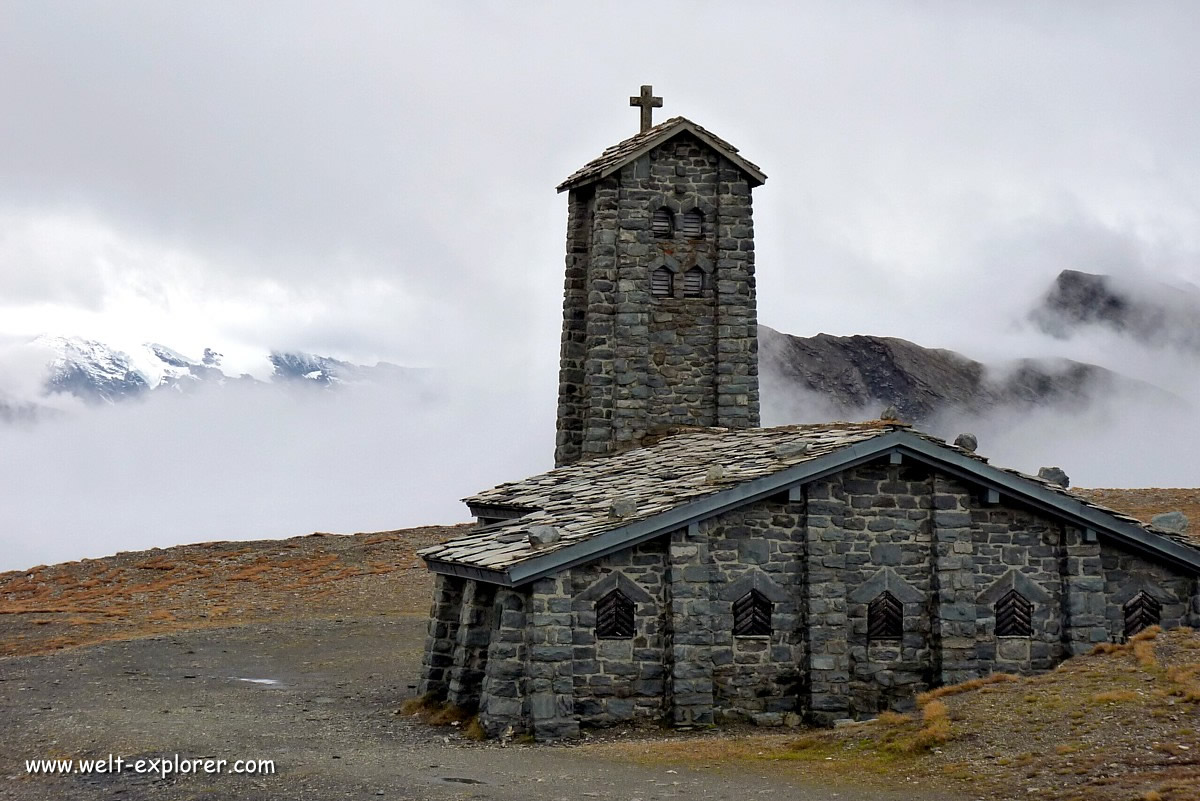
[593,628,1200,801]
[916,672,1019,705]
[0,524,468,657]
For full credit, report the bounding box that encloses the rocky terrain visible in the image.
[1032,268,1200,350]
[759,326,1154,424]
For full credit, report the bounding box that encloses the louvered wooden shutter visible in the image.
[652,208,673,237]
[651,267,673,297]
[683,267,703,297]
[732,590,773,636]
[868,591,903,639]
[682,209,703,238]
[1123,591,1161,638]
[995,589,1033,636]
[596,590,636,638]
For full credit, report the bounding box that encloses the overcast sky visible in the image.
[2,2,1199,569]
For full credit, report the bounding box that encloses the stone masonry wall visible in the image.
[417,573,464,700]
[478,587,530,737]
[568,539,669,726]
[554,186,594,466]
[1099,547,1195,635]
[446,580,496,711]
[844,464,937,715]
[707,502,805,724]
[962,489,1068,676]
[554,132,759,466]
[527,574,578,740]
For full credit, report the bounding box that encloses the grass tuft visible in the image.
[462,716,487,741]
[916,673,1020,706]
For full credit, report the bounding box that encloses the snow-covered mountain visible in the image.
[15,336,418,411]
[36,335,153,403]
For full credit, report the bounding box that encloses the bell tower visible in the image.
[553,87,766,466]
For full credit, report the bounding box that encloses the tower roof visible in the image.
[556,116,767,193]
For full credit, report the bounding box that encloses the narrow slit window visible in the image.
[994,589,1033,637]
[682,208,704,238]
[868,591,903,640]
[683,267,704,297]
[652,207,674,238]
[733,589,773,636]
[651,267,673,297]
[596,589,635,638]
[1123,591,1161,638]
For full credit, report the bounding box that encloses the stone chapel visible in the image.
[416,87,1200,740]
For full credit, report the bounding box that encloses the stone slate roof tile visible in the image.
[557,116,767,193]
[419,422,1200,576]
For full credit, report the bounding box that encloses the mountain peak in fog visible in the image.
[1031,269,1200,351]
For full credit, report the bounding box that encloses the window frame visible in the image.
[652,207,674,238]
[1123,590,1162,638]
[651,266,674,297]
[732,589,773,637]
[994,588,1033,637]
[595,588,636,639]
[867,591,904,641]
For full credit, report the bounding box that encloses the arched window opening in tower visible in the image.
[994,589,1033,637]
[652,207,674,238]
[651,267,673,297]
[732,589,773,636]
[682,208,704,238]
[1123,590,1161,638]
[868,591,903,640]
[683,267,704,297]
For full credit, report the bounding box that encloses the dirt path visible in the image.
[0,616,948,801]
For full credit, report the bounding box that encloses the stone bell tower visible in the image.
[553,86,767,467]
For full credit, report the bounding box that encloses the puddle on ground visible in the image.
[230,677,281,686]
[440,777,486,785]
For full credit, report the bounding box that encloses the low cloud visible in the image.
[0,369,556,572]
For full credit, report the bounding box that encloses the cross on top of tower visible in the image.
[629,85,663,133]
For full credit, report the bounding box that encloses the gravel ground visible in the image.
[0,616,944,801]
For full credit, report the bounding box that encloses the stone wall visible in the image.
[554,186,594,467]
[962,491,1068,675]
[477,587,530,737]
[568,540,669,726]
[417,574,464,700]
[446,580,496,711]
[1099,547,1195,635]
[527,574,579,740]
[707,503,805,724]
[554,132,760,467]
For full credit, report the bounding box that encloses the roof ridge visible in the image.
[557,116,766,193]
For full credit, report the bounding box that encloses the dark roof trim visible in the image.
[430,429,1200,588]
[466,503,530,521]
[423,558,512,586]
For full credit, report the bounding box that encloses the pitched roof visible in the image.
[556,116,767,193]
[419,423,1200,586]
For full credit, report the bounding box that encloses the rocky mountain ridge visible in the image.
[759,326,1163,424]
